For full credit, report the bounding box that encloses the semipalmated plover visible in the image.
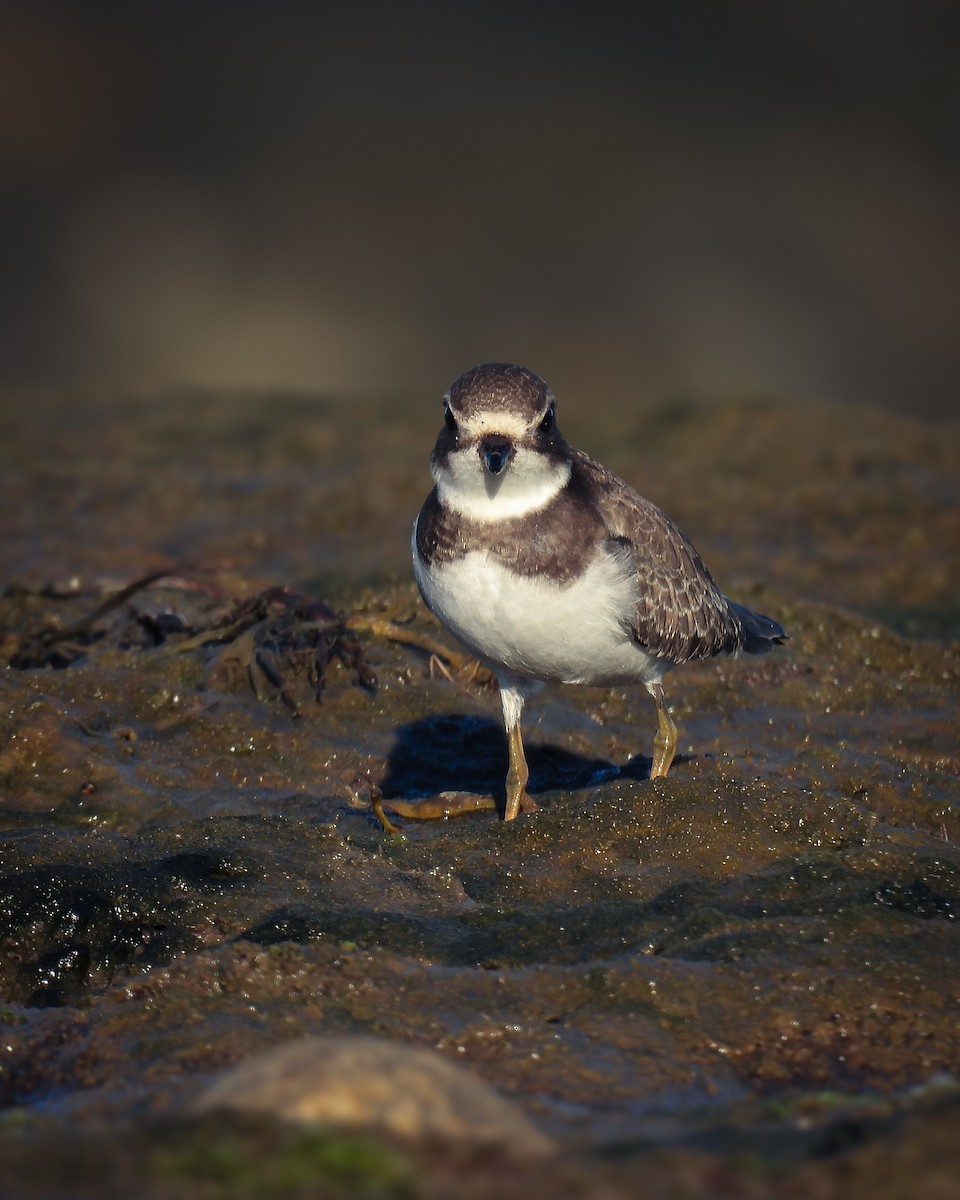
[412,363,785,821]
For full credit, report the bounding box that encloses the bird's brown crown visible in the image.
[445,363,553,422]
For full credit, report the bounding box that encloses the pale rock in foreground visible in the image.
[193,1034,555,1157]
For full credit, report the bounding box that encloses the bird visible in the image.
[411,363,785,821]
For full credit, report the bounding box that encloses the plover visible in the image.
[412,363,785,821]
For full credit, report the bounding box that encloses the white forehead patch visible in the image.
[455,410,534,439]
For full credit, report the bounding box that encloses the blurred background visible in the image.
[1,0,957,414]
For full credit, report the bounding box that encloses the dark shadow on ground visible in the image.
[380,713,637,800]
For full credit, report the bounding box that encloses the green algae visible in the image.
[150,1118,416,1200]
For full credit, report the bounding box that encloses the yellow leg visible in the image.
[504,720,531,821]
[370,681,540,827]
[365,708,537,829]
[648,683,678,779]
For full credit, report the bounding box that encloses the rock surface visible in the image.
[194,1034,555,1156]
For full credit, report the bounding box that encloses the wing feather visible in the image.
[573,451,744,662]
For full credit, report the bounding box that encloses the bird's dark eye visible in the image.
[444,403,457,433]
[538,404,555,433]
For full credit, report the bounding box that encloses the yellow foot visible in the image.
[370,786,498,831]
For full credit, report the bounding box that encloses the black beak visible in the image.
[479,435,514,476]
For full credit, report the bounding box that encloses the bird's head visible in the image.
[430,363,572,520]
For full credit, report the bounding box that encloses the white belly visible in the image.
[413,536,666,688]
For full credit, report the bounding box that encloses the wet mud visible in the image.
[0,390,958,1197]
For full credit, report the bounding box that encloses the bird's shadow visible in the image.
[380,712,659,803]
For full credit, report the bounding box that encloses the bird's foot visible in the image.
[369,787,498,831]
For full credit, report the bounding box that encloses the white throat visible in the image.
[434,447,571,521]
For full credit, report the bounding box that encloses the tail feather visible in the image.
[730,600,787,655]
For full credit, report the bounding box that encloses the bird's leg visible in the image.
[365,679,539,830]
[647,682,678,779]
[500,682,538,820]
[504,719,530,821]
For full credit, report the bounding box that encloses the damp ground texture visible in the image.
[0,389,958,1199]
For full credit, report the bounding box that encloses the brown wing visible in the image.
[571,451,744,663]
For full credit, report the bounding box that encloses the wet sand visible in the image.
[1,389,958,1197]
